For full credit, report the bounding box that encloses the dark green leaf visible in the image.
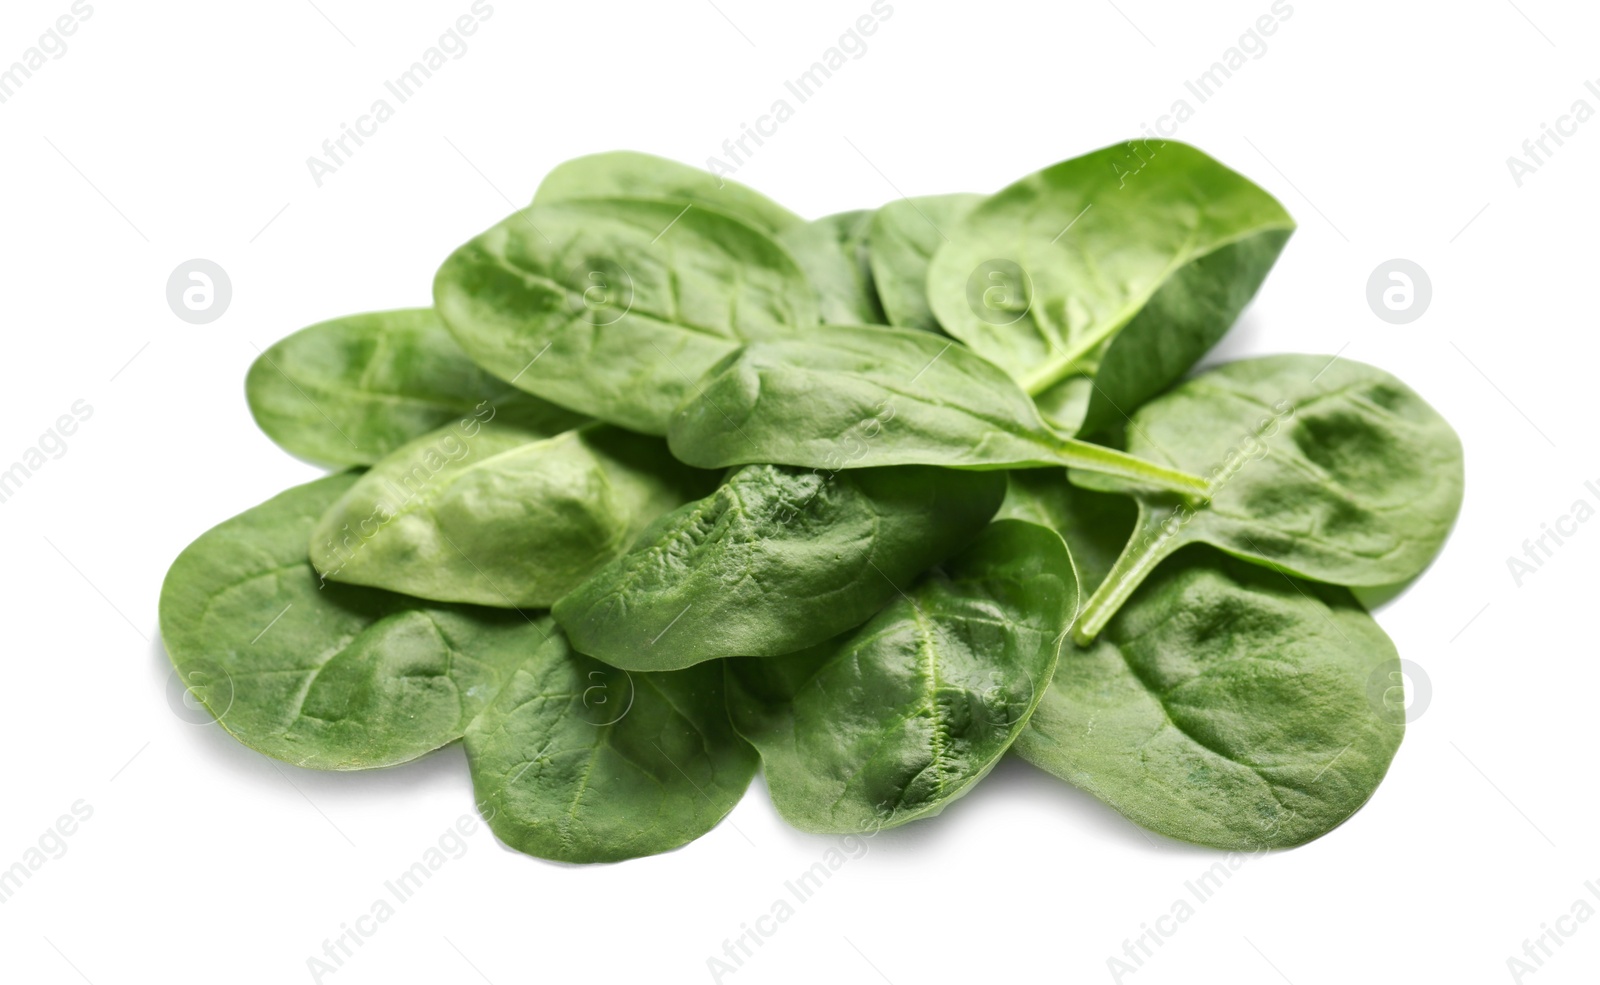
[999,469,1136,592]
[725,520,1075,832]
[554,464,1005,669]
[1071,355,1464,641]
[926,142,1293,413]
[1016,546,1404,849]
[667,324,1209,495]
[465,630,757,863]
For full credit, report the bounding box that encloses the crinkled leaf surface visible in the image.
[925,142,1293,414]
[778,209,887,325]
[554,464,1005,670]
[311,421,716,608]
[1070,354,1464,640]
[435,198,818,435]
[667,324,1208,495]
[465,629,757,863]
[532,150,803,237]
[245,309,581,467]
[867,193,982,334]
[1016,545,1404,849]
[160,473,551,770]
[725,520,1075,833]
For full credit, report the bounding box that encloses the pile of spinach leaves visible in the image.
[163,143,1462,862]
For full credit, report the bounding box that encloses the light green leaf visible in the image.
[311,421,715,608]
[779,210,887,324]
[435,198,819,435]
[245,309,580,467]
[867,193,982,333]
[533,150,803,237]
[159,473,551,770]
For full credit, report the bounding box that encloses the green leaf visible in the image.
[999,468,1136,593]
[778,210,887,325]
[1070,354,1464,642]
[667,324,1209,496]
[434,198,819,435]
[554,464,1005,670]
[1078,224,1293,435]
[724,519,1076,833]
[159,473,552,770]
[1016,546,1404,849]
[532,150,804,237]
[465,630,757,863]
[867,193,982,333]
[310,421,716,608]
[245,309,580,467]
[925,142,1294,409]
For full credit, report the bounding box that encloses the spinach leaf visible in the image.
[667,324,1210,496]
[778,210,887,325]
[434,198,819,435]
[245,309,580,467]
[1077,224,1294,436]
[1016,544,1404,849]
[310,420,715,608]
[724,519,1075,832]
[159,473,551,770]
[1030,375,1095,436]
[465,629,757,863]
[1070,354,1464,642]
[553,464,1005,670]
[999,468,1135,592]
[532,150,803,237]
[866,193,982,333]
[925,142,1293,417]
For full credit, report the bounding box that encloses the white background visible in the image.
[1,0,1595,982]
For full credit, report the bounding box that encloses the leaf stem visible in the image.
[1055,439,1210,498]
[1071,511,1183,645]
